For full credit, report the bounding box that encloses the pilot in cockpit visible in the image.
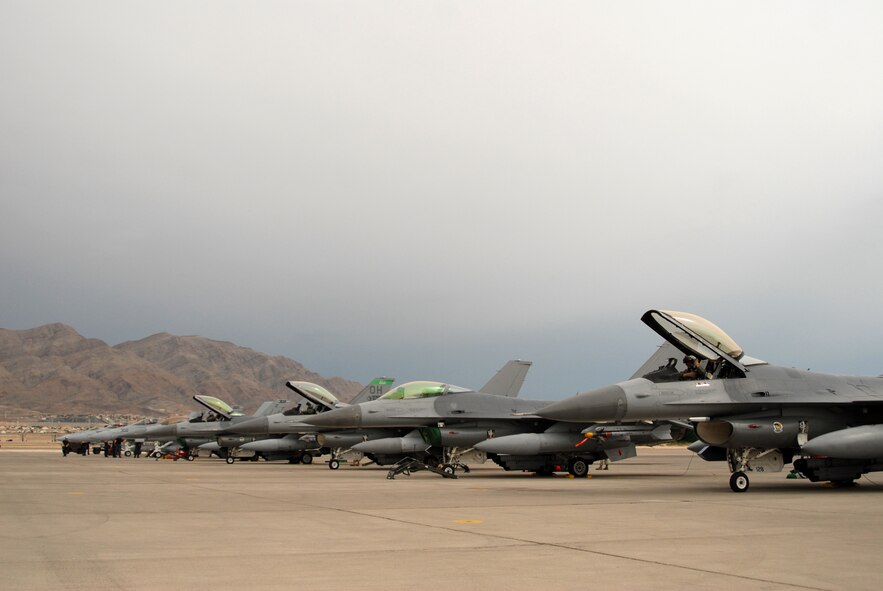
[680,355,710,381]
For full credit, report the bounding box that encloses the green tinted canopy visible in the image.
[380,381,471,400]
[194,395,244,417]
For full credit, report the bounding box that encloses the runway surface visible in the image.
[2,447,881,590]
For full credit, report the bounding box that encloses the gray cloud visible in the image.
[2,3,883,399]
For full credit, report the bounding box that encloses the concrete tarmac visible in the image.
[2,447,881,591]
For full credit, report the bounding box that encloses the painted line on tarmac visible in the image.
[318,506,830,591]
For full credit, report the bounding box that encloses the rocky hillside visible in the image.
[0,324,363,417]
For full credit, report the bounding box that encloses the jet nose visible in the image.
[538,384,627,422]
[302,405,362,428]
[226,416,269,435]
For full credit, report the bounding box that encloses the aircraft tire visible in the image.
[568,458,589,478]
[124,450,132,457]
[442,464,455,476]
[226,456,235,464]
[329,459,340,470]
[187,454,195,461]
[301,453,313,465]
[729,471,750,493]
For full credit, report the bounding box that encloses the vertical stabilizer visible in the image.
[253,400,292,417]
[629,342,683,379]
[480,360,532,398]
[350,377,395,404]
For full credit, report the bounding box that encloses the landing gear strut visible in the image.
[725,447,785,493]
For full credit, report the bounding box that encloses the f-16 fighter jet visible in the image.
[233,361,532,471]
[222,378,395,464]
[305,359,685,476]
[141,395,292,458]
[539,309,883,492]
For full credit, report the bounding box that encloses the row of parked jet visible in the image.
[62,309,883,492]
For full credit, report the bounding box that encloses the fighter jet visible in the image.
[88,417,162,443]
[303,359,679,476]
[140,395,293,459]
[234,361,533,471]
[218,378,396,464]
[538,309,883,492]
[59,425,117,454]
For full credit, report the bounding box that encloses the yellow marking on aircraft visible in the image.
[453,519,482,524]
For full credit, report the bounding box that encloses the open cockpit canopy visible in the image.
[286,381,340,410]
[643,310,743,360]
[193,394,243,420]
[380,381,471,400]
[641,310,749,376]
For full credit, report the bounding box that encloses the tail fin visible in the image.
[253,400,292,417]
[349,377,395,404]
[480,360,532,398]
[628,342,683,379]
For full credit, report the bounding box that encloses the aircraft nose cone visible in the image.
[227,416,269,435]
[538,384,627,422]
[303,405,362,428]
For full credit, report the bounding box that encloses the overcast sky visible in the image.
[2,2,882,399]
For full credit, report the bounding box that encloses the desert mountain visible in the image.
[0,323,363,417]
